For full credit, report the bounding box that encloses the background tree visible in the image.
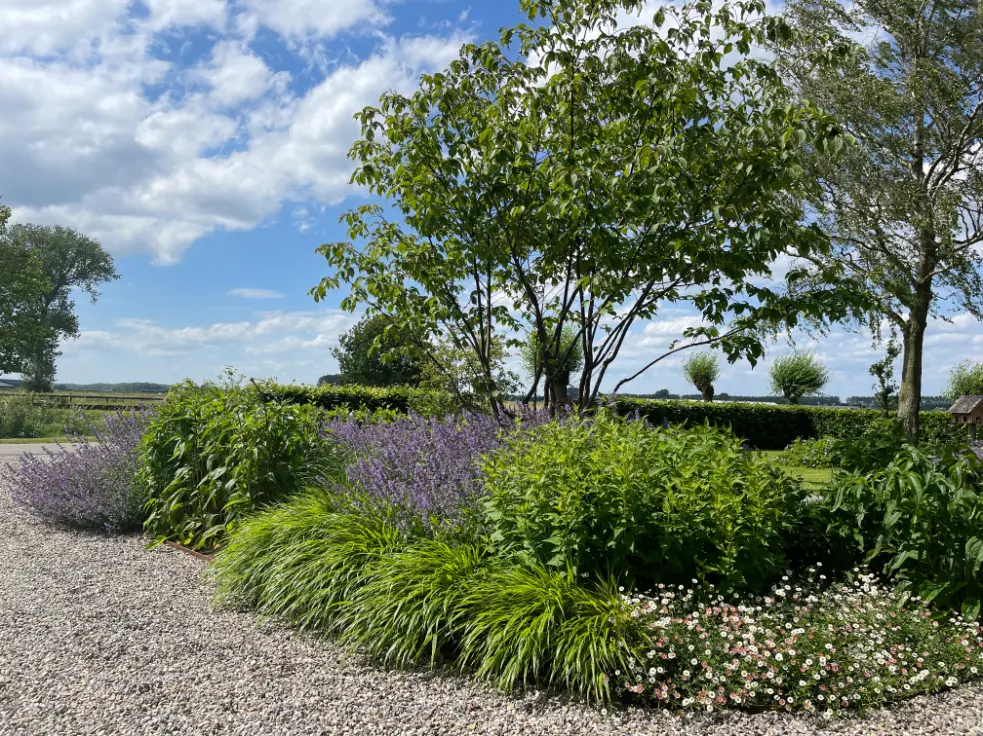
[317,374,344,387]
[769,351,830,404]
[418,336,518,406]
[0,222,117,390]
[520,325,584,409]
[869,338,901,415]
[775,0,983,440]
[331,315,427,387]
[945,360,983,400]
[312,0,858,418]
[683,352,720,402]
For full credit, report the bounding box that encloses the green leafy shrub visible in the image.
[777,436,837,469]
[611,396,966,450]
[768,351,830,404]
[822,444,983,617]
[0,393,95,439]
[480,413,805,592]
[140,382,345,550]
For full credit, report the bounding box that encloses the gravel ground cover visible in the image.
[2,465,983,736]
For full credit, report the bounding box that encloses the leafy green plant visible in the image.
[0,394,95,439]
[251,379,462,418]
[140,380,345,550]
[682,352,720,402]
[339,539,492,667]
[457,562,642,700]
[830,418,909,474]
[822,444,983,617]
[480,412,805,592]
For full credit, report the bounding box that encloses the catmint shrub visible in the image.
[9,408,152,532]
[324,408,549,536]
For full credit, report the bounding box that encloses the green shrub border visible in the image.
[250,381,460,416]
[609,397,967,450]
[246,382,967,451]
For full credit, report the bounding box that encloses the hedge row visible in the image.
[609,397,967,450]
[249,381,462,417]
[247,382,965,451]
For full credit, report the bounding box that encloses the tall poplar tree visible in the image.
[776,0,983,440]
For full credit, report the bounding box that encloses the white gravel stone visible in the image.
[2,464,983,736]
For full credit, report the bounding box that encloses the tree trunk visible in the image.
[548,372,569,417]
[897,294,931,443]
[699,383,714,403]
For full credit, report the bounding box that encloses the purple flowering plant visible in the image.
[9,407,152,533]
[323,407,549,535]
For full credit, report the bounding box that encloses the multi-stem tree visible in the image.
[776,0,983,441]
[313,0,858,416]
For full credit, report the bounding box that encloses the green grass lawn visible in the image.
[760,450,833,488]
[0,436,95,444]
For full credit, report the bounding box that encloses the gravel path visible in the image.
[2,466,983,736]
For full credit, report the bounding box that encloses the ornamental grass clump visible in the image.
[9,408,151,532]
[618,569,983,715]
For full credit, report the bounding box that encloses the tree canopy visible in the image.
[312,0,858,416]
[775,0,983,440]
[945,360,983,400]
[0,221,118,390]
[683,352,721,402]
[768,351,830,404]
[332,314,427,387]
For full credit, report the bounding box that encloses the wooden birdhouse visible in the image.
[947,395,983,442]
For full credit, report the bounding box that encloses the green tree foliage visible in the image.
[768,352,830,404]
[520,325,583,407]
[775,0,983,441]
[946,359,983,400]
[417,336,518,409]
[870,339,901,415]
[0,221,118,390]
[317,374,344,386]
[682,352,720,402]
[312,0,858,417]
[332,315,426,388]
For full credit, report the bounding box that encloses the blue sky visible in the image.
[1,0,980,397]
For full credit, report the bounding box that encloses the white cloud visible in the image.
[58,310,361,382]
[195,40,276,106]
[143,0,227,31]
[229,288,285,299]
[1,0,471,264]
[241,0,388,39]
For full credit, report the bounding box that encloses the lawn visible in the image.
[760,449,833,488]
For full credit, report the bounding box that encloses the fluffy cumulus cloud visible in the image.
[58,310,361,383]
[0,0,471,264]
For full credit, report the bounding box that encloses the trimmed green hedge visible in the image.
[249,381,461,417]
[609,397,967,450]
